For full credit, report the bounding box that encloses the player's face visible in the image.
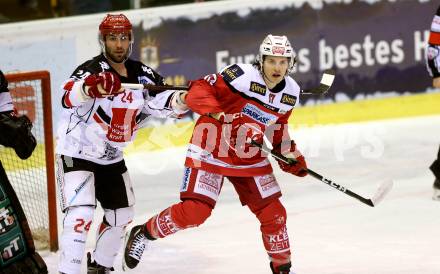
[262,56,289,87]
[104,33,131,63]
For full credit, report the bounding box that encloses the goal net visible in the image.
[0,71,57,252]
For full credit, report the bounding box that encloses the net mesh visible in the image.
[0,77,50,250]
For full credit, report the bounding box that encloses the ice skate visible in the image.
[123,225,151,270]
[87,252,114,274]
[433,179,440,201]
[270,262,296,274]
[433,182,440,201]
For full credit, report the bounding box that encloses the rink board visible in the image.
[291,91,440,126]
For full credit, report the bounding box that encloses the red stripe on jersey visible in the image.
[429,32,440,45]
[93,113,109,131]
[63,81,75,107]
[63,80,74,91]
[63,91,73,108]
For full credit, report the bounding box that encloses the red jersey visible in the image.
[429,5,440,45]
[185,63,301,177]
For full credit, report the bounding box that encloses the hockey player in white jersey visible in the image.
[56,14,188,274]
[124,35,306,274]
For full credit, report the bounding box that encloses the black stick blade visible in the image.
[302,69,335,95]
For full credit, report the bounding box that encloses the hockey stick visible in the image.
[122,69,335,94]
[248,139,393,207]
[301,69,335,95]
[121,83,188,92]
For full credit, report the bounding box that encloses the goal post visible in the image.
[1,70,58,252]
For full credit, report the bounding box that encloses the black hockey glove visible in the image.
[430,145,440,179]
[0,112,36,159]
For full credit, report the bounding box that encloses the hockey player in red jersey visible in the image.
[426,5,440,200]
[123,34,307,274]
[56,14,188,274]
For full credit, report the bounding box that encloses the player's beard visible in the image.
[106,47,128,64]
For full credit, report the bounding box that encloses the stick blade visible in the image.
[370,180,393,206]
[302,69,336,95]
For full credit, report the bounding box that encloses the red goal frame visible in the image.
[5,70,58,252]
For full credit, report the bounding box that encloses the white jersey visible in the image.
[56,54,186,165]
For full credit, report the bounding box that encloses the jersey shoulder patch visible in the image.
[221,64,245,83]
[277,77,300,108]
[70,55,105,80]
[280,93,297,106]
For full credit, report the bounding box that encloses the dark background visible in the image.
[0,0,213,23]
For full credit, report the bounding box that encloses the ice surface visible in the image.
[42,115,440,273]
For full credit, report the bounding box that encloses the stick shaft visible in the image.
[250,140,374,207]
[121,83,189,91]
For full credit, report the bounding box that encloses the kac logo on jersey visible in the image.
[269,93,276,103]
[280,93,297,106]
[242,103,277,125]
[204,74,217,86]
[249,81,266,96]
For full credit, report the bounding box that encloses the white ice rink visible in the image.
[43,115,440,274]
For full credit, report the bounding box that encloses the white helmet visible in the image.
[258,34,296,73]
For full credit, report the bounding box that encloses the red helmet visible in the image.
[98,14,134,63]
[99,14,132,36]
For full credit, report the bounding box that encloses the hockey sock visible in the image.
[146,199,212,238]
[249,200,291,270]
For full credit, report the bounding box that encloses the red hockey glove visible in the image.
[273,140,308,177]
[83,72,124,98]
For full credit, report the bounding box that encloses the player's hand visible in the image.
[171,91,189,113]
[83,72,124,98]
[273,140,308,177]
